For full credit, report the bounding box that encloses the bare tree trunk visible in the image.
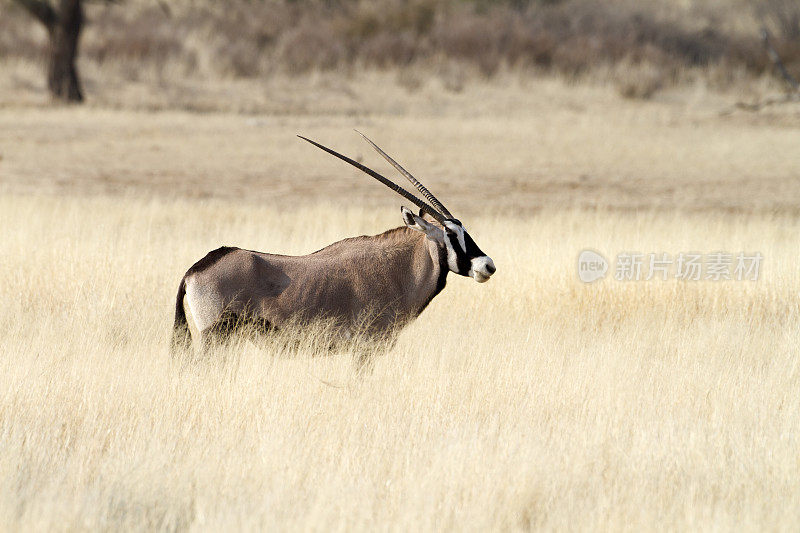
[47,0,84,102]
[14,0,84,102]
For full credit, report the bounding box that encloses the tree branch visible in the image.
[12,0,58,30]
[761,27,800,92]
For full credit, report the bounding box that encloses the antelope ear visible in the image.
[401,206,442,241]
[401,206,427,230]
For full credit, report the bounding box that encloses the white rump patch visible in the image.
[184,277,222,333]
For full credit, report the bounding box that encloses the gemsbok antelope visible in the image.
[171,132,496,353]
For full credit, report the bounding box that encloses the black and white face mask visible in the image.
[402,207,495,283]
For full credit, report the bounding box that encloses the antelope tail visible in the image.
[171,277,192,355]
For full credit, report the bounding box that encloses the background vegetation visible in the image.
[2,0,800,105]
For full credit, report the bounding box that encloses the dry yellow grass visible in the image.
[1,192,799,531]
[2,68,800,530]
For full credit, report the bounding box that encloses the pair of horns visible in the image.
[298,131,453,224]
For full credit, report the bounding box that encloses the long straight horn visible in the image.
[298,135,446,224]
[355,130,454,219]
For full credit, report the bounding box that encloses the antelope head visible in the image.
[298,132,496,283]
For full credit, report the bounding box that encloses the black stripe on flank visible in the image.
[186,246,239,276]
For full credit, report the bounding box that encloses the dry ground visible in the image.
[2,74,800,213]
[1,76,800,530]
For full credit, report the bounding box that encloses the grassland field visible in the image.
[1,72,800,530]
